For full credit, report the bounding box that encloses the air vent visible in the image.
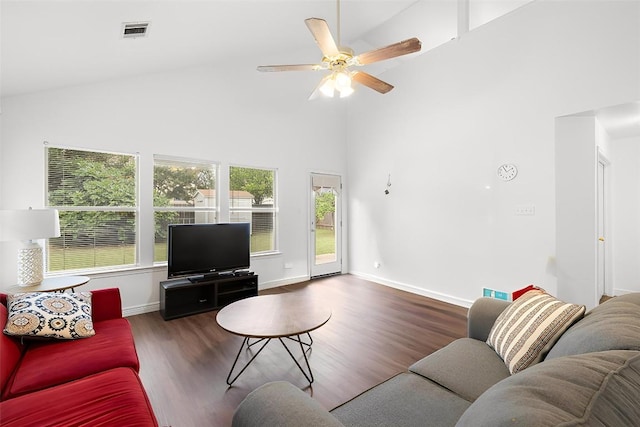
[122,22,150,39]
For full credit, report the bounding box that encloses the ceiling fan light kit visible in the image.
[257,1,421,100]
[320,70,354,98]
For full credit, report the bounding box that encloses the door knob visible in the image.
[598,237,605,242]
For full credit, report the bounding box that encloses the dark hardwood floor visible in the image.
[128,274,468,427]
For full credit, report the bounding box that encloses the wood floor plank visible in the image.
[128,274,468,427]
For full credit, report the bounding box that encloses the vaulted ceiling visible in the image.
[2,0,638,138]
[1,0,537,98]
[1,0,418,97]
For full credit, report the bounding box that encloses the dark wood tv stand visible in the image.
[159,273,258,320]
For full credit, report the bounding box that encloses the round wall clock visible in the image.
[497,164,518,181]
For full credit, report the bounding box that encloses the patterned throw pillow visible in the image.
[487,290,585,374]
[3,292,95,340]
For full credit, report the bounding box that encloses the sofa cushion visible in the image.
[2,317,139,399]
[409,338,510,402]
[546,293,640,360]
[456,350,640,427]
[331,372,471,427]
[486,290,585,374]
[4,292,94,340]
[0,304,24,397]
[233,381,344,427]
[0,367,158,427]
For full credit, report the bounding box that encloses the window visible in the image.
[46,147,138,272]
[229,166,277,254]
[153,156,217,262]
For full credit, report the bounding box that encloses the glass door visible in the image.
[310,173,342,277]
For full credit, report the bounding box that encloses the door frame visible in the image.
[597,149,613,298]
[309,172,343,278]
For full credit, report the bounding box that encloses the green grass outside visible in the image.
[50,245,136,271]
[51,228,335,269]
[315,227,335,256]
[154,231,275,262]
[250,231,273,254]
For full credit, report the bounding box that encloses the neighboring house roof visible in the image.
[196,189,253,199]
[167,189,254,207]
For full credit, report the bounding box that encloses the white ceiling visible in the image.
[596,102,640,140]
[0,0,422,97]
[1,0,638,138]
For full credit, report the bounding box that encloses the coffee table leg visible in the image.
[285,332,313,348]
[226,336,271,386]
[278,334,314,384]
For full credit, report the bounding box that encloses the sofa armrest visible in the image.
[232,382,344,427]
[467,297,510,341]
[91,288,123,322]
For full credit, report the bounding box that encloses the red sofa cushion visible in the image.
[0,304,25,396]
[90,288,123,322]
[0,367,158,427]
[3,317,140,399]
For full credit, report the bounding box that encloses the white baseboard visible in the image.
[122,273,475,316]
[259,274,310,291]
[349,271,474,308]
[123,302,159,317]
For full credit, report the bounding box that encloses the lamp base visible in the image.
[17,241,44,286]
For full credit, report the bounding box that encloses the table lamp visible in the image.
[0,208,61,286]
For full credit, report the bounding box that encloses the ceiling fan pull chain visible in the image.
[337,0,341,47]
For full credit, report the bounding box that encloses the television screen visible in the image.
[167,223,250,278]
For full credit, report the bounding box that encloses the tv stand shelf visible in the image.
[160,274,258,320]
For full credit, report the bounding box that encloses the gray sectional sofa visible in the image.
[232,292,640,426]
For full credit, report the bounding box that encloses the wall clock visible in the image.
[497,164,518,181]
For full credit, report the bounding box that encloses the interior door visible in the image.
[310,173,342,278]
[597,160,606,299]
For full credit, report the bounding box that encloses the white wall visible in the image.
[346,0,640,307]
[611,136,640,295]
[2,0,638,312]
[556,116,598,308]
[0,113,3,209]
[0,63,349,314]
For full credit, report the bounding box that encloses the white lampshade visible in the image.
[334,71,351,91]
[319,76,336,98]
[0,208,61,286]
[339,85,354,98]
[0,209,61,242]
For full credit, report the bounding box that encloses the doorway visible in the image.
[310,173,342,278]
[556,101,639,308]
[597,157,606,300]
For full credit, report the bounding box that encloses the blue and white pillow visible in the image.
[3,291,95,339]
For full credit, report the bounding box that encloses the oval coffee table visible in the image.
[216,293,331,386]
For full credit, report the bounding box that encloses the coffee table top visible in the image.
[216,293,331,338]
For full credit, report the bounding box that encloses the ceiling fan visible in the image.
[257,0,422,99]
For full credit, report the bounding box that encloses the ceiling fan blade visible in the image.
[305,18,340,58]
[352,71,394,94]
[355,37,422,65]
[257,64,323,72]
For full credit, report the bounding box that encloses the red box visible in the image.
[512,285,538,301]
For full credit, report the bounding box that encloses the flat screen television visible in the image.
[167,223,250,279]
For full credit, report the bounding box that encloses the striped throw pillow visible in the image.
[487,290,585,374]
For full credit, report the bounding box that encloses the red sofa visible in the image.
[0,288,158,426]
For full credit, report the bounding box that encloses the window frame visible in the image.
[152,155,219,265]
[45,145,140,274]
[229,165,278,256]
